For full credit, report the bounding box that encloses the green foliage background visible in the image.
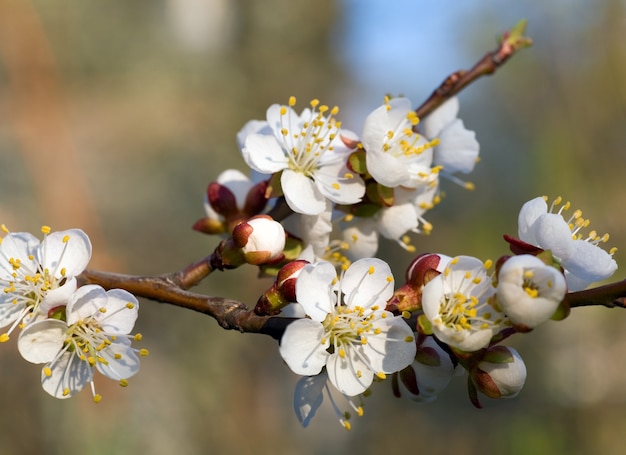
[0,1,625,454]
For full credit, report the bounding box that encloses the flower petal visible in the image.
[242,134,288,174]
[341,258,394,311]
[281,170,327,215]
[41,351,92,399]
[533,213,574,259]
[517,197,547,244]
[96,338,140,380]
[326,348,373,396]
[279,319,329,375]
[37,229,92,277]
[421,96,459,138]
[295,261,337,321]
[365,315,416,373]
[18,319,67,364]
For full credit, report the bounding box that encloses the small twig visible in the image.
[415,19,532,119]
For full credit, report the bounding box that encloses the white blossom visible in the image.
[0,227,91,341]
[421,256,504,352]
[17,285,144,401]
[496,254,566,329]
[241,97,365,215]
[279,258,416,396]
[518,196,617,291]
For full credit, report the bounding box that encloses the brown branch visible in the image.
[566,279,626,309]
[415,19,532,119]
[78,269,293,340]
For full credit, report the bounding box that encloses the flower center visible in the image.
[279,97,341,177]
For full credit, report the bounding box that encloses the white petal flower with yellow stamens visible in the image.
[17,285,144,401]
[360,97,440,189]
[0,226,92,341]
[517,196,617,291]
[422,96,480,185]
[421,256,503,352]
[241,97,365,215]
[341,184,439,260]
[279,258,416,396]
[496,254,567,329]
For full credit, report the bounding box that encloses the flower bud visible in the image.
[255,260,308,315]
[232,215,286,265]
[471,346,526,399]
[395,335,456,402]
[193,169,268,236]
[496,254,566,331]
[387,253,450,313]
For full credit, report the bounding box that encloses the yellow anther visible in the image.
[0,333,9,343]
[134,333,143,342]
[140,349,149,357]
[330,106,339,116]
[386,276,393,283]
[332,183,340,190]
[43,367,52,377]
[401,310,411,319]
[344,173,354,179]
[99,308,107,313]
[368,266,375,275]
[356,406,364,417]
[343,421,352,431]
[63,388,70,397]
[93,394,102,403]
[484,259,493,269]
[41,225,51,234]
[464,182,476,191]
[289,96,296,106]
[376,372,387,380]
[114,353,122,360]
[119,379,129,387]
[404,335,414,343]
[62,235,70,243]
[126,303,135,310]
[1,224,8,233]
[280,106,287,116]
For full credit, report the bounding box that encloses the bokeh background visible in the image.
[1,0,625,454]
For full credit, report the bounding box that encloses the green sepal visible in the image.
[550,298,571,321]
[265,172,284,199]
[417,314,433,335]
[482,345,514,364]
[348,150,367,175]
[352,203,381,218]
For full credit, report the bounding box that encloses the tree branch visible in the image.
[78,269,292,340]
[414,19,532,119]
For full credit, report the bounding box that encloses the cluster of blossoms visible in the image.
[193,93,618,429]
[0,226,146,401]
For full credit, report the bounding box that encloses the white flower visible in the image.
[17,285,144,401]
[0,226,92,341]
[421,256,504,352]
[496,255,567,329]
[341,184,438,260]
[474,346,526,398]
[360,97,439,189]
[279,258,416,396]
[241,97,365,215]
[518,196,617,291]
[422,96,480,179]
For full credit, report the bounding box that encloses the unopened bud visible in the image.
[496,254,566,331]
[387,253,450,313]
[471,346,526,399]
[255,260,309,315]
[233,216,286,265]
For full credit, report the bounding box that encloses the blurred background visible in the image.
[0,0,625,453]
